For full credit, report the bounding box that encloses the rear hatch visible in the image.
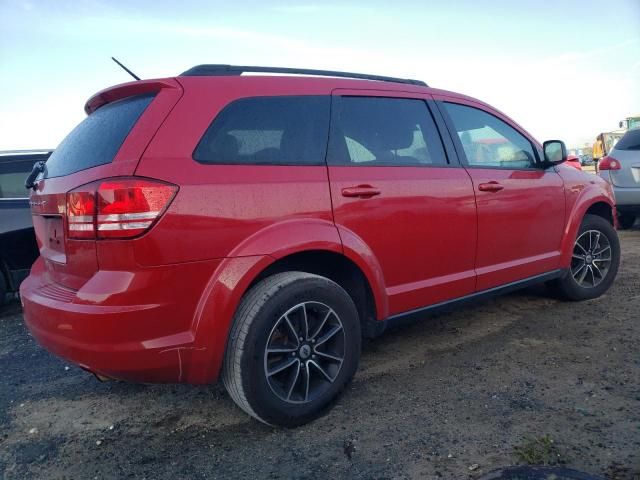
[608,129,640,188]
[29,79,182,290]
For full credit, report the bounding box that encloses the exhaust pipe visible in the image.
[80,366,114,382]
[94,373,113,382]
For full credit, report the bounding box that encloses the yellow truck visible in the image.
[593,116,640,161]
[593,130,625,161]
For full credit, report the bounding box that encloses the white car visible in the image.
[597,128,640,229]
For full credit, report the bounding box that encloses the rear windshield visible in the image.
[615,129,640,151]
[45,94,154,178]
[193,96,330,165]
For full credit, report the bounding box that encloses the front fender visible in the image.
[559,184,615,268]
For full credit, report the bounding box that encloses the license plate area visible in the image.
[42,215,66,263]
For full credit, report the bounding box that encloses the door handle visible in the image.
[478,181,504,192]
[341,185,381,198]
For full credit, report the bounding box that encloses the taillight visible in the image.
[598,155,621,171]
[67,190,96,239]
[67,177,178,240]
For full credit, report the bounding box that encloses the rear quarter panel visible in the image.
[133,77,342,266]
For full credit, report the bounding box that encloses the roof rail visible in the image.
[180,65,428,87]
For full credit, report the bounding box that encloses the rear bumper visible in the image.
[20,257,220,383]
[612,185,640,207]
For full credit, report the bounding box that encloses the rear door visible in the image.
[608,129,640,188]
[327,90,477,316]
[437,98,565,291]
[29,80,182,290]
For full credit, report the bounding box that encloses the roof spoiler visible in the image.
[84,79,181,114]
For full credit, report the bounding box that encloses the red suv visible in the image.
[21,65,620,426]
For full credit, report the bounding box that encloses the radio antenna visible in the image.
[111,57,140,81]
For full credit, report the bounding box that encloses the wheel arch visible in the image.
[560,193,616,267]
[222,218,387,321]
[248,249,380,337]
[186,222,388,383]
[585,201,614,225]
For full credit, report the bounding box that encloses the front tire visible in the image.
[222,272,361,427]
[554,214,620,301]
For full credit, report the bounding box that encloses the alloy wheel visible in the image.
[264,301,345,404]
[571,229,612,288]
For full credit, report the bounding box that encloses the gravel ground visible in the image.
[1,228,639,479]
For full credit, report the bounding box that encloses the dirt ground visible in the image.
[1,228,639,480]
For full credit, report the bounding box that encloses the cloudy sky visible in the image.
[1,0,639,150]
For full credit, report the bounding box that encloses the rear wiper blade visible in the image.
[25,161,46,190]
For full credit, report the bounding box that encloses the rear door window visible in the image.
[193,96,330,165]
[327,97,447,166]
[44,94,155,178]
[615,129,640,151]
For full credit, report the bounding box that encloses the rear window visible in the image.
[45,94,154,178]
[193,96,330,165]
[615,129,640,151]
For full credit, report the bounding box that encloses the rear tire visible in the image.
[0,271,6,306]
[553,214,620,301]
[222,272,361,427]
[618,214,636,229]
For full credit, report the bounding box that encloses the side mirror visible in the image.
[542,140,567,167]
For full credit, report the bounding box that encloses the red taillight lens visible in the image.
[96,179,177,238]
[599,155,621,171]
[67,178,178,240]
[67,191,96,239]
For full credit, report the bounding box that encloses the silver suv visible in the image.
[598,128,640,229]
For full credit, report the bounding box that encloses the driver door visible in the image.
[437,98,566,291]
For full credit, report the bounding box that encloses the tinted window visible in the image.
[194,96,330,165]
[328,97,447,166]
[45,94,154,178]
[615,129,640,151]
[0,158,36,198]
[444,102,537,169]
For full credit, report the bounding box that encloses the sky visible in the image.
[1,0,639,151]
